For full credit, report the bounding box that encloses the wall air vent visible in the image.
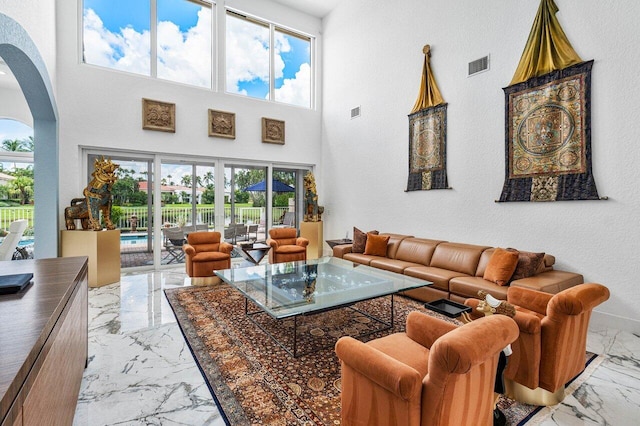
[350,106,361,119]
[468,55,489,77]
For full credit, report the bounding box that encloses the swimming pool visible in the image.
[16,233,152,246]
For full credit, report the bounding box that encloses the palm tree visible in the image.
[203,171,214,186]
[1,138,27,152]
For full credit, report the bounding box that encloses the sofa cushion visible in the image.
[403,266,469,292]
[352,227,378,253]
[394,238,445,266]
[429,243,491,276]
[369,258,424,274]
[449,276,509,300]
[364,233,390,256]
[343,252,380,265]
[380,233,415,259]
[483,248,519,286]
[511,251,545,281]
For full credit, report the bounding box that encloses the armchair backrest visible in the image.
[539,283,609,391]
[268,227,298,245]
[187,231,222,253]
[422,315,519,426]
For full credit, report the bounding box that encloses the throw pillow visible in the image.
[352,227,378,253]
[363,233,390,257]
[511,251,545,281]
[483,248,520,286]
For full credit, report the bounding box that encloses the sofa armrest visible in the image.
[332,244,352,258]
[296,237,309,247]
[406,311,458,349]
[507,286,553,316]
[511,270,583,294]
[335,336,422,401]
[183,244,196,256]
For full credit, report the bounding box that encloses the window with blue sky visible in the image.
[82,1,312,107]
[226,11,312,108]
[83,0,212,88]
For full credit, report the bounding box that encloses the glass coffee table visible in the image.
[215,256,432,357]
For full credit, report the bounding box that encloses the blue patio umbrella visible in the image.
[243,179,295,193]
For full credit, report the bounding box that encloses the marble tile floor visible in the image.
[73,268,640,425]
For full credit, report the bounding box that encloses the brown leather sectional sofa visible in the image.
[332,233,584,303]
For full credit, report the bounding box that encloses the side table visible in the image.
[237,242,270,265]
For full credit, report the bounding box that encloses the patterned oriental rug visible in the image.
[164,284,601,425]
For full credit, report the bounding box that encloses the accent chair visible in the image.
[183,231,233,278]
[335,312,519,426]
[465,283,610,405]
[266,228,309,263]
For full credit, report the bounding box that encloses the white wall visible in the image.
[55,0,322,206]
[0,0,57,88]
[0,86,31,125]
[321,0,640,331]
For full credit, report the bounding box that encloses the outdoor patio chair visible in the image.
[272,211,296,229]
[0,219,28,261]
[247,224,259,240]
[162,227,186,263]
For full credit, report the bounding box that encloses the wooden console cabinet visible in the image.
[0,257,89,426]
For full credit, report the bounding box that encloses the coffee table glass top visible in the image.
[215,256,431,319]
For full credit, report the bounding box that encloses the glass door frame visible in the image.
[84,149,312,269]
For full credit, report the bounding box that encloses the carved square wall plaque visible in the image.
[142,98,175,133]
[208,109,235,139]
[262,118,285,144]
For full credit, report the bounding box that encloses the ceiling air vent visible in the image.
[350,106,361,119]
[468,55,489,77]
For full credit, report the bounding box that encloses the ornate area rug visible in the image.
[165,284,600,425]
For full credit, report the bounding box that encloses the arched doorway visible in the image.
[0,13,58,258]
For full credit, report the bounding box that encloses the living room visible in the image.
[1,0,639,425]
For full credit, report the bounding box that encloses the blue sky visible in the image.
[84,0,150,31]
[0,119,32,142]
[83,1,311,106]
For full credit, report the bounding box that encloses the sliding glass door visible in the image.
[88,154,154,269]
[88,151,309,269]
[223,165,267,243]
[159,161,216,265]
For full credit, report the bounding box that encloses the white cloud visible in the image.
[157,8,211,88]
[274,63,311,108]
[83,8,211,88]
[225,16,270,94]
[82,8,150,76]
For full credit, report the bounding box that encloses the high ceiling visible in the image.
[271,0,341,18]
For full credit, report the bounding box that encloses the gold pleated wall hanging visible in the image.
[499,0,602,202]
[407,45,449,192]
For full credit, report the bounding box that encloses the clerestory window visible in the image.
[82,0,213,89]
[225,10,312,109]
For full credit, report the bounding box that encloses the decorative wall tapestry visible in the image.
[499,0,601,202]
[407,45,449,191]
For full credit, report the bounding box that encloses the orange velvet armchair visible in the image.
[183,231,233,278]
[266,228,309,263]
[335,312,519,426]
[465,283,610,405]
